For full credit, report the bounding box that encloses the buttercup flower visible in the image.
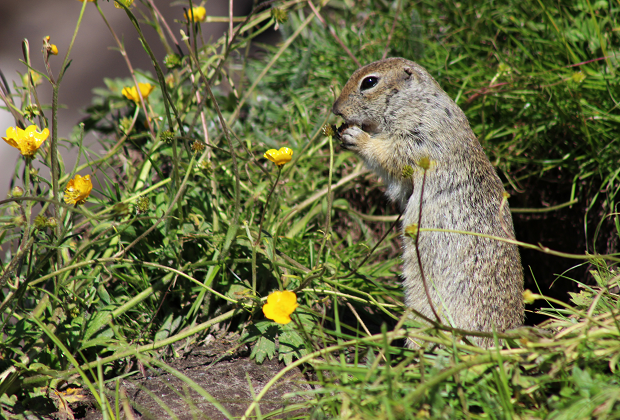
[64,174,93,206]
[122,83,155,104]
[264,147,293,166]
[2,125,50,157]
[262,290,298,324]
[185,6,206,22]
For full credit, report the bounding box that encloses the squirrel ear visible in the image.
[403,67,417,81]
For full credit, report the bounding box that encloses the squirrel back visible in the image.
[332,57,524,347]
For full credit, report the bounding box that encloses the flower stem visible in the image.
[252,167,283,292]
[50,84,62,267]
[256,167,282,247]
[95,2,154,139]
[23,158,32,244]
[415,168,441,323]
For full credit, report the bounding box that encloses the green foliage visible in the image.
[0,0,619,419]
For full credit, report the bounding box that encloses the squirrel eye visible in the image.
[360,76,379,91]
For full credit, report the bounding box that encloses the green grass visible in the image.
[1,0,619,418]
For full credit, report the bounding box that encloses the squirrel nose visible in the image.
[331,103,342,116]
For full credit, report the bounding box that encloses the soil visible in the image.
[106,355,310,420]
[9,334,311,420]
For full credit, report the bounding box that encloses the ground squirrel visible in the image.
[332,57,524,347]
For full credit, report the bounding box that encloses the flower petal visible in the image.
[264,147,293,166]
[3,125,48,157]
[262,290,298,324]
[64,174,93,205]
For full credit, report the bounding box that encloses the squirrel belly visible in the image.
[333,57,524,347]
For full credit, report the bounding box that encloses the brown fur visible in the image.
[332,58,524,347]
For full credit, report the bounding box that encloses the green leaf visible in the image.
[250,335,276,364]
[278,328,307,365]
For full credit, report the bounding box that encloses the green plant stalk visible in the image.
[510,198,579,213]
[143,0,174,56]
[182,38,242,260]
[207,0,285,89]
[238,329,519,420]
[121,3,185,137]
[585,0,612,76]
[335,209,402,280]
[493,333,515,417]
[23,158,32,242]
[31,315,106,411]
[278,165,367,230]
[317,131,334,265]
[414,167,441,323]
[46,0,87,266]
[418,227,620,263]
[299,288,400,316]
[26,257,237,320]
[95,357,116,420]
[227,7,319,127]
[67,123,85,184]
[62,107,141,188]
[112,155,196,259]
[0,236,35,291]
[50,84,62,268]
[73,178,170,232]
[20,40,36,125]
[252,167,282,292]
[23,309,239,387]
[402,353,520,406]
[57,0,87,85]
[94,2,154,139]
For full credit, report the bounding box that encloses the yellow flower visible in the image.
[262,290,298,324]
[264,147,293,166]
[2,125,49,157]
[50,44,59,55]
[122,83,155,104]
[114,0,134,9]
[185,6,206,22]
[64,174,93,206]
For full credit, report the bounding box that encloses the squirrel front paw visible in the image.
[339,125,370,152]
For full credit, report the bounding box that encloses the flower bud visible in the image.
[322,124,335,137]
[164,54,182,69]
[160,130,175,144]
[404,223,419,241]
[418,157,431,171]
[136,196,150,214]
[401,165,414,179]
[34,215,48,229]
[191,140,206,154]
[11,186,24,197]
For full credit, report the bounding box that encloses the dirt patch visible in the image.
[110,356,309,420]
[86,335,310,420]
[8,334,311,420]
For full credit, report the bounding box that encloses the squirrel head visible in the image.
[332,57,468,147]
